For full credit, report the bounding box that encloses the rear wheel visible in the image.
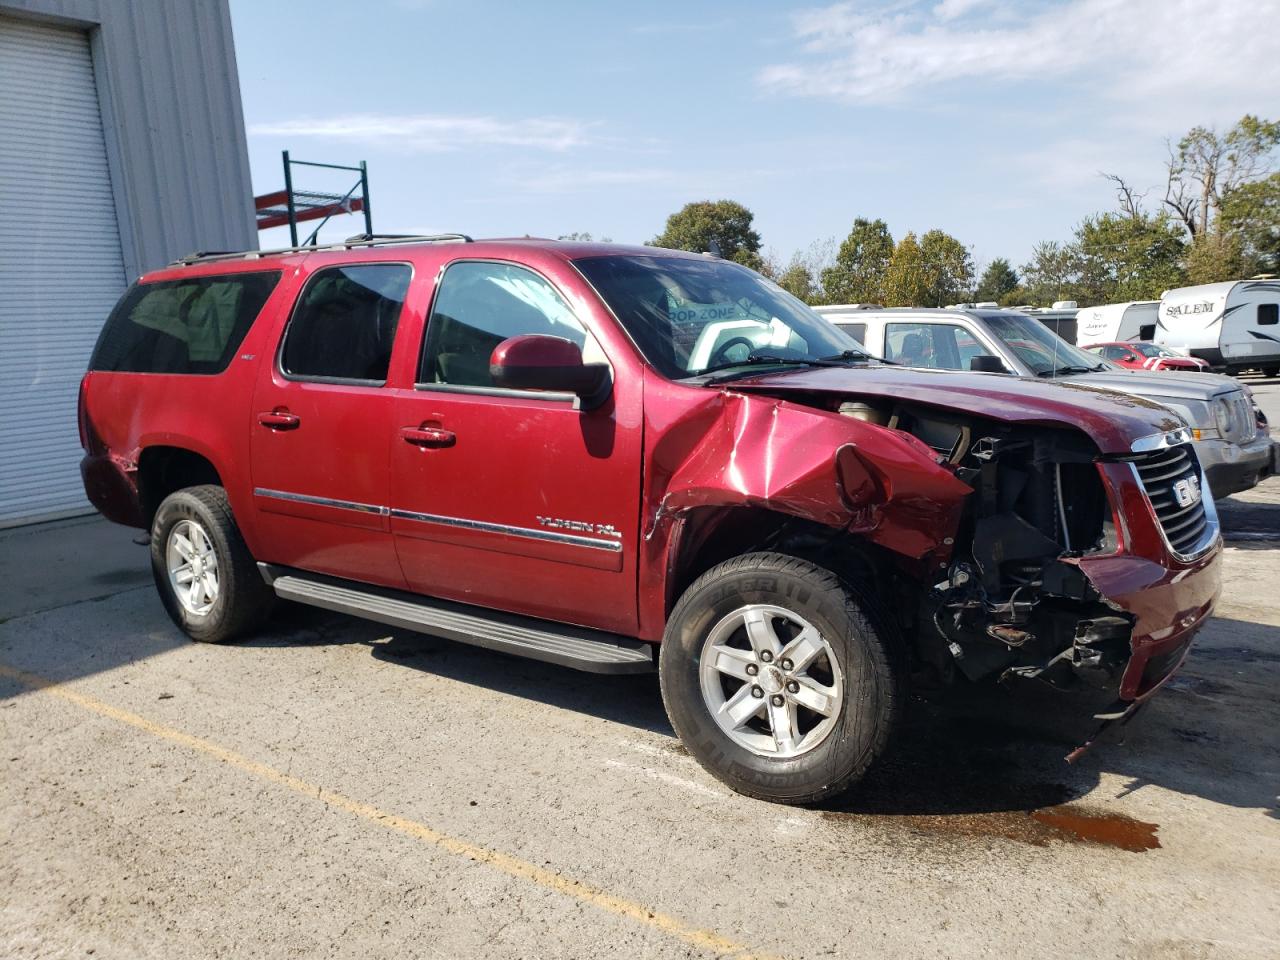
[659,553,901,805]
[1264,367,1279,379]
[150,485,273,643]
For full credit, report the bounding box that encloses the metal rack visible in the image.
[253,152,373,246]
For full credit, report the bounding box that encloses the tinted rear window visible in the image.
[90,271,281,374]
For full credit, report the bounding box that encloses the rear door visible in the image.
[250,261,412,587]
[389,259,643,633]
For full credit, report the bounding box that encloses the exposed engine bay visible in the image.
[836,399,1135,700]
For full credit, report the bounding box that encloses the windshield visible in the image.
[1131,342,1174,358]
[983,312,1111,376]
[573,254,863,379]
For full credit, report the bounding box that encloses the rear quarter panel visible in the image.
[81,265,303,554]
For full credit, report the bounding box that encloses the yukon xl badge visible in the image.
[537,516,622,539]
[1172,475,1202,509]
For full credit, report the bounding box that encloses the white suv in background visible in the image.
[813,305,1278,500]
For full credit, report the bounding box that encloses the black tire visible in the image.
[1264,367,1279,379]
[659,552,902,805]
[150,485,274,643]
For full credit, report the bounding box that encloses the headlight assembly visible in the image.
[1213,397,1233,435]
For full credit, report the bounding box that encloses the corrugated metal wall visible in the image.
[0,0,258,278]
[0,0,256,524]
[0,17,127,524]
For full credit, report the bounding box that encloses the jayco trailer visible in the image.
[1074,301,1159,345]
[1157,280,1280,375]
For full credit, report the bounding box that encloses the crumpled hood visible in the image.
[1058,368,1242,402]
[724,366,1185,455]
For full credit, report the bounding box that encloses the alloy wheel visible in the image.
[698,604,844,758]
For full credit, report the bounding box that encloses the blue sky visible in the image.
[231,0,1280,275]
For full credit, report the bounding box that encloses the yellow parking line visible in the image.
[0,661,773,960]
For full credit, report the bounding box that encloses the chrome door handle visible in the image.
[400,426,456,448]
[258,411,300,430]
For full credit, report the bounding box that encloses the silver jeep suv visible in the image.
[815,305,1277,500]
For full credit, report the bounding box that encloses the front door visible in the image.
[250,262,412,587]
[390,260,642,634]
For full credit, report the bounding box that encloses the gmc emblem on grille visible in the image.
[1173,475,1201,508]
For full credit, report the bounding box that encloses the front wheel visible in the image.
[150,485,274,643]
[1263,367,1279,379]
[659,553,902,805]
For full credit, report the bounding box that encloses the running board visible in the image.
[259,565,654,674]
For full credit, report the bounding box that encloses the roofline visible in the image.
[817,305,992,320]
[1162,278,1280,298]
[171,233,474,266]
[169,236,720,269]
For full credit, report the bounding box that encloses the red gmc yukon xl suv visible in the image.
[80,236,1221,804]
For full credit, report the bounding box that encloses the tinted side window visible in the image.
[281,264,411,382]
[955,328,993,369]
[839,322,867,344]
[883,322,966,370]
[1260,303,1278,325]
[90,271,281,374]
[420,261,590,387]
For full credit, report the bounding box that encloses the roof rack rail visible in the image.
[170,233,474,267]
[343,232,473,244]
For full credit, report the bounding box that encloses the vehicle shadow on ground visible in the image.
[259,604,1280,822]
[1217,494,1280,540]
[254,604,676,736]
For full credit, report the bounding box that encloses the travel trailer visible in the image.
[1020,301,1079,344]
[1074,301,1159,346]
[1157,280,1280,376]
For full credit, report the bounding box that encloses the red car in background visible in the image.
[1084,341,1211,371]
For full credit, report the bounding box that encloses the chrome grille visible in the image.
[1132,443,1210,557]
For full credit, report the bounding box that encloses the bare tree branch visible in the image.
[1101,172,1147,219]
[1162,138,1198,238]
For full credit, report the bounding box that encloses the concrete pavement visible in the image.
[1,478,1277,959]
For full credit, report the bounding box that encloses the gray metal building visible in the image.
[0,0,256,525]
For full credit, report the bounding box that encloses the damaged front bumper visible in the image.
[1070,452,1222,703]
[931,432,1222,722]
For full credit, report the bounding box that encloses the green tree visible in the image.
[1101,114,1279,285]
[1019,241,1083,306]
[1219,172,1280,273]
[1185,232,1249,285]
[1074,212,1186,302]
[974,258,1019,302]
[881,233,931,306]
[651,200,763,270]
[997,286,1033,308]
[1018,212,1185,306]
[776,259,817,302]
[919,229,974,306]
[820,217,893,304]
[1163,115,1280,238]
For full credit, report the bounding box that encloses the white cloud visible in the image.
[758,0,1280,127]
[932,0,994,21]
[249,114,592,152]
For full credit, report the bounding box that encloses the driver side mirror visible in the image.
[969,354,1008,374]
[490,335,611,409]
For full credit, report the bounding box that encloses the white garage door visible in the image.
[0,16,127,526]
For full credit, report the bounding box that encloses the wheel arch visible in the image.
[136,445,225,526]
[661,506,910,643]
